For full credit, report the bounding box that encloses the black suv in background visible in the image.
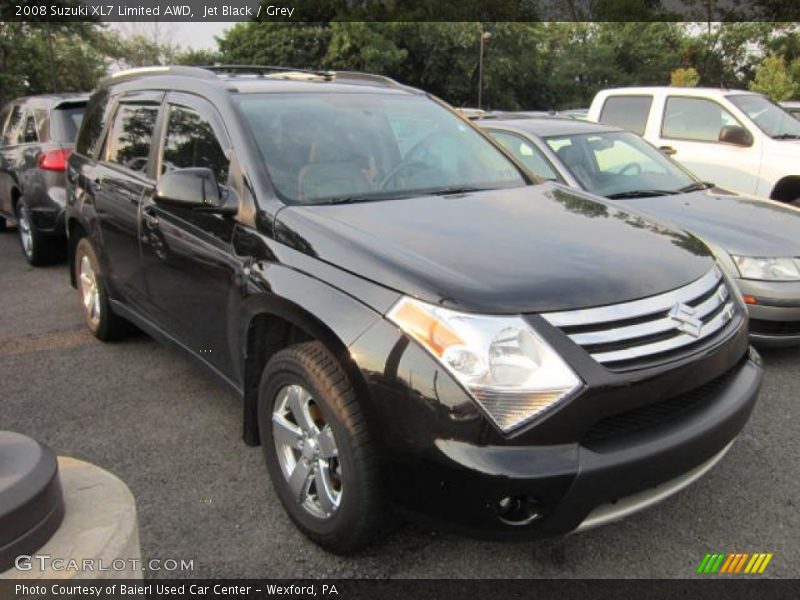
[0,94,87,265]
[66,66,761,553]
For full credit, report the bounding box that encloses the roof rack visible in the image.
[202,65,335,81]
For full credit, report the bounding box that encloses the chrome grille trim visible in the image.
[544,267,722,328]
[542,267,737,368]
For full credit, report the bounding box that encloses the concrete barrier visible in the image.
[1,457,142,580]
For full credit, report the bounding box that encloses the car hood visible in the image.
[274,183,713,314]
[621,189,800,258]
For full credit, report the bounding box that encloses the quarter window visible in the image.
[106,104,159,174]
[23,113,38,143]
[162,105,229,185]
[662,97,741,142]
[598,96,653,136]
[3,105,25,145]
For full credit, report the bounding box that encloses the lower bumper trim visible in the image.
[576,441,733,532]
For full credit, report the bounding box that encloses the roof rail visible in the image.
[105,65,216,84]
[202,65,335,80]
[331,71,400,87]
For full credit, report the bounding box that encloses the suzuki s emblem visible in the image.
[670,303,703,338]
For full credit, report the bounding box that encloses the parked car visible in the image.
[66,66,761,553]
[588,87,800,204]
[0,94,88,264]
[481,116,800,345]
[779,100,800,120]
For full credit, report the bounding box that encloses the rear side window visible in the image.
[162,105,229,184]
[22,112,38,143]
[662,97,741,142]
[598,96,653,136]
[3,105,25,145]
[105,104,158,174]
[50,105,86,143]
[76,89,110,157]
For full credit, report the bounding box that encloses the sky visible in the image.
[109,22,234,51]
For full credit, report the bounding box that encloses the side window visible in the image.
[162,105,229,185]
[490,131,559,181]
[105,104,158,174]
[76,89,111,158]
[35,108,50,142]
[3,105,25,145]
[23,113,38,144]
[598,96,653,136]
[662,97,741,142]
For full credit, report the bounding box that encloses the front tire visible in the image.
[258,341,390,554]
[16,198,62,266]
[74,237,131,341]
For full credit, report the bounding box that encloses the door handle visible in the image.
[659,146,677,156]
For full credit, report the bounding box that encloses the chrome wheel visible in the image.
[17,203,33,258]
[272,384,342,519]
[78,255,101,327]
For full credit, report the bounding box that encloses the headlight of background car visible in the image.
[387,297,582,433]
[732,256,800,281]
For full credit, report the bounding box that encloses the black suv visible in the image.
[66,66,762,553]
[0,94,87,264]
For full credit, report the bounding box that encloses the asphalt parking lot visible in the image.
[1,229,798,579]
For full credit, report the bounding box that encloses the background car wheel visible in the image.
[15,198,61,266]
[74,237,132,341]
[0,216,6,232]
[258,341,392,554]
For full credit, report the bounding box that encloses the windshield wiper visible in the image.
[773,133,800,140]
[429,186,489,196]
[322,192,415,205]
[677,182,714,193]
[606,189,680,199]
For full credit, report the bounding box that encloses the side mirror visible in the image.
[155,167,234,213]
[719,125,753,147]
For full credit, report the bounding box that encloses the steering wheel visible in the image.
[617,162,642,176]
[379,130,461,190]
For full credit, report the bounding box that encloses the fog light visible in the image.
[496,495,542,526]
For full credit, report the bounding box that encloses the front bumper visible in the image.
[737,278,800,345]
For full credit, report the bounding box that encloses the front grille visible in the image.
[749,318,800,337]
[542,267,737,371]
[582,361,741,446]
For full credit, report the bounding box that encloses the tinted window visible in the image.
[237,93,524,205]
[599,96,653,136]
[51,105,85,143]
[662,97,741,142]
[545,131,695,197]
[489,131,559,181]
[76,89,110,157]
[23,113,38,143]
[3,105,25,145]
[106,104,158,174]
[162,105,229,184]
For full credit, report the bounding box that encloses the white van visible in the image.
[588,87,800,204]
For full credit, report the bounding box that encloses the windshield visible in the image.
[727,94,800,139]
[545,131,697,198]
[51,105,85,143]
[236,93,525,205]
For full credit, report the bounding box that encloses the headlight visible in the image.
[732,256,800,281]
[387,297,582,433]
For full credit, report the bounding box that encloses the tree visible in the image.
[749,55,800,100]
[670,67,700,87]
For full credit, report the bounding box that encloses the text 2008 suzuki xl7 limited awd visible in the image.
[66,66,762,553]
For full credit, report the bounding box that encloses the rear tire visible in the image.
[16,198,62,266]
[0,216,6,232]
[258,341,391,554]
[74,237,132,341]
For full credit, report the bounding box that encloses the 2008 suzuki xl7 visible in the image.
[66,66,762,553]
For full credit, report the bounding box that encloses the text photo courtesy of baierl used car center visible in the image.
[0,0,799,595]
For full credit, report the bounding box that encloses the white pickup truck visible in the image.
[588,87,800,204]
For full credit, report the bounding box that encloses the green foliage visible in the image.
[0,22,108,106]
[749,55,800,101]
[670,67,700,87]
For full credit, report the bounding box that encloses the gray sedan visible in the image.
[481,116,800,346]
